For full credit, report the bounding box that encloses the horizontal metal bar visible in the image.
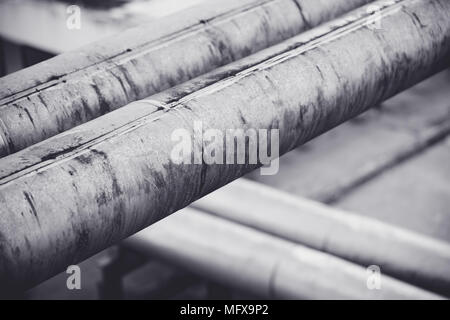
[0,0,373,157]
[125,207,442,299]
[192,178,450,296]
[0,0,449,292]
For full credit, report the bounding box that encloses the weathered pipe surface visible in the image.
[0,0,373,157]
[193,179,450,296]
[125,208,443,299]
[0,0,449,292]
[0,0,420,177]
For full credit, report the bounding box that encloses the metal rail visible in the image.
[0,0,449,292]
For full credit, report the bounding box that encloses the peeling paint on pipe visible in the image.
[193,178,450,296]
[0,0,374,157]
[0,0,449,292]
[125,207,443,299]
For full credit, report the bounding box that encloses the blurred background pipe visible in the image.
[0,0,374,157]
[193,178,450,296]
[125,207,443,299]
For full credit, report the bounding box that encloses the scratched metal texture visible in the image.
[0,0,449,292]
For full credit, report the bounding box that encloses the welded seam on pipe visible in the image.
[192,178,450,296]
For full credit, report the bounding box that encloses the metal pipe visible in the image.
[0,0,374,157]
[193,178,450,296]
[0,0,449,292]
[125,207,442,299]
[0,1,399,176]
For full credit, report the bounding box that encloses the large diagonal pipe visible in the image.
[0,0,449,292]
[0,0,373,157]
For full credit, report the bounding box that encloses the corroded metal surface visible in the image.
[193,179,450,296]
[126,207,443,299]
[0,0,373,157]
[0,0,449,292]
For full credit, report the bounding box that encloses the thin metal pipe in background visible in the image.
[125,207,442,299]
[193,179,450,296]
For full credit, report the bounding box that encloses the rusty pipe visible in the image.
[0,0,374,157]
[0,0,449,292]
